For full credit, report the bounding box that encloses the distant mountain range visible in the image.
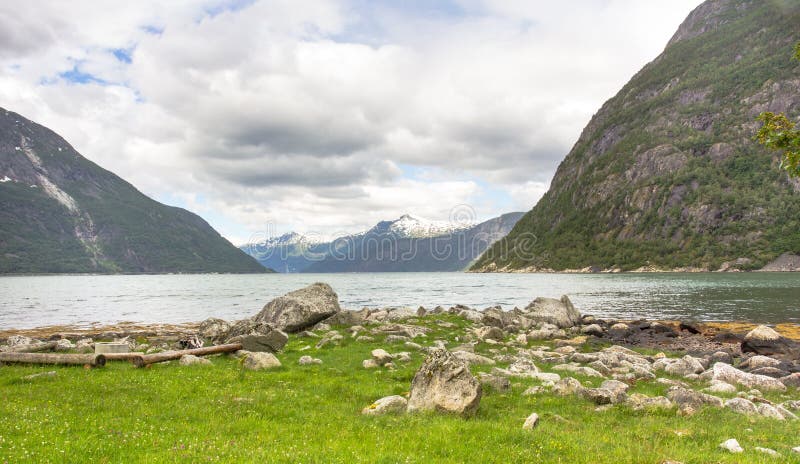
[474,0,800,272]
[0,108,267,274]
[242,212,524,272]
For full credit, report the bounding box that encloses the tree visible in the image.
[756,42,800,178]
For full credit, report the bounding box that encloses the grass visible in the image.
[1,315,799,463]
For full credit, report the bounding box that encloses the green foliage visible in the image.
[757,112,800,177]
[755,43,800,178]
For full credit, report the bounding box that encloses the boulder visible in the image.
[781,373,800,388]
[582,380,629,405]
[478,373,510,393]
[54,339,75,351]
[553,377,586,396]
[407,349,482,417]
[581,324,604,336]
[626,393,672,411]
[225,319,288,351]
[724,397,759,416]
[180,354,212,366]
[242,352,282,370]
[706,380,737,394]
[664,355,706,377]
[741,355,782,370]
[666,386,723,414]
[711,362,786,392]
[228,331,288,353]
[524,296,582,328]
[481,306,513,329]
[475,326,504,342]
[756,403,787,420]
[75,338,94,353]
[324,310,367,327]
[741,325,800,359]
[371,349,393,366]
[198,318,231,343]
[362,395,407,415]
[253,283,341,333]
[453,351,496,366]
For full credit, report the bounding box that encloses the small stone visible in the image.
[719,438,743,453]
[581,324,604,336]
[298,355,322,365]
[522,412,539,430]
[754,447,780,457]
[371,349,393,366]
[523,386,545,396]
[363,359,379,369]
[792,446,800,454]
[362,395,407,415]
[180,354,212,366]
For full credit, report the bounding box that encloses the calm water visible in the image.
[0,273,799,329]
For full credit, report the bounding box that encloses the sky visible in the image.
[0,0,704,244]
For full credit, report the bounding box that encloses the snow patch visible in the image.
[379,214,473,238]
[0,176,12,183]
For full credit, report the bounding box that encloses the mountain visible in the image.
[0,108,267,274]
[363,214,473,239]
[472,0,800,273]
[243,212,523,272]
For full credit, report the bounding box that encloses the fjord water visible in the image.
[0,273,798,329]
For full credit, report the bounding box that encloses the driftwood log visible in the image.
[0,352,106,367]
[8,341,59,353]
[131,343,242,368]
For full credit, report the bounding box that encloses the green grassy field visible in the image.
[1,315,798,463]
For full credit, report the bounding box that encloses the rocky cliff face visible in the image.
[473,0,800,272]
[0,108,266,273]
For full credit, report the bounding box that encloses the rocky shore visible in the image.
[2,282,800,456]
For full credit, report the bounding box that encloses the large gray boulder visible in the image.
[253,283,341,333]
[198,318,231,343]
[741,325,800,359]
[224,319,288,352]
[524,295,582,329]
[711,362,786,392]
[407,348,482,417]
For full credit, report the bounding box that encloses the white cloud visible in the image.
[0,0,704,240]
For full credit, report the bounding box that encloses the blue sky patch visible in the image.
[111,47,134,64]
[57,66,108,85]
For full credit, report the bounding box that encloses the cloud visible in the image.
[0,0,704,240]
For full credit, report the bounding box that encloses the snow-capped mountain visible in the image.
[365,214,474,239]
[252,232,312,248]
[240,212,523,273]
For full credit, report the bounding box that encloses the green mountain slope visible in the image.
[0,108,267,274]
[473,0,800,272]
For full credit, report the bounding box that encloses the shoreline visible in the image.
[2,316,800,344]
